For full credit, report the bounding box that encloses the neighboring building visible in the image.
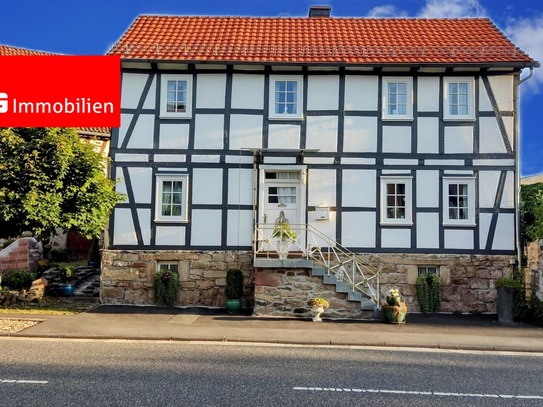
[521,173,543,185]
[103,8,539,316]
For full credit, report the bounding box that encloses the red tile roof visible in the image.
[108,16,538,67]
[0,44,60,56]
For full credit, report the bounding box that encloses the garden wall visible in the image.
[0,238,42,274]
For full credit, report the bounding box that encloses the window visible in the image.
[160,75,192,118]
[156,175,188,222]
[443,177,475,225]
[269,75,303,119]
[382,77,413,120]
[158,263,179,273]
[443,77,474,120]
[380,176,413,224]
[418,266,438,276]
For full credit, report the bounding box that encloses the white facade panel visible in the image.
[342,169,376,207]
[501,171,514,209]
[304,157,335,164]
[192,168,223,205]
[479,213,492,249]
[479,117,506,153]
[194,114,224,149]
[308,214,336,245]
[116,168,127,195]
[191,210,222,246]
[128,168,152,204]
[263,157,297,164]
[113,208,137,245]
[341,212,376,247]
[156,226,186,246]
[229,114,263,150]
[121,73,155,109]
[159,123,190,149]
[344,75,378,111]
[384,159,418,166]
[343,116,377,153]
[196,74,226,108]
[228,168,253,205]
[115,153,148,162]
[307,76,339,110]
[473,159,515,166]
[308,169,336,207]
[416,213,439,248]
[425,159,465,166]
[127,114,154,149]
[381,228,411,248]
[225,155,254,164]
[231,74,265,109]
[492,213,515,250]
[417,77,440,112]
[489,75,514,112]
[191,155,220,163]
[117,113,131,148]
[382,126,411,153]
[444,229,473,250]
[479,80,493,111]
[268,124,300,149]
[417,117,439,153]
[444,126,473,153]
[341,158,376,165]
[154,155,186,163]
[137,209,151,245]
[227,210,253,246]
[503,116,514,148]
[306,116,338,152]
[416,170,439,207]
[478,171,500,208]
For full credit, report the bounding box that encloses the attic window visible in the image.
[160,74,193,118]
[269,75,303,120]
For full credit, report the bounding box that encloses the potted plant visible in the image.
[272,222,297,260]
[307,297,329,322]
[496,277,522,323]
[58,266,75,297]
[225,268,244,314]
[416,273,442,313]
[154,269,180,306]
[382,288,407,324]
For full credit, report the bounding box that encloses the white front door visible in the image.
[258,167,305,251]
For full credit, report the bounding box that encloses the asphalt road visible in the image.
[1,338,542,406]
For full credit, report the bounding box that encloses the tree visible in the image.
[520,183,543,243]
[0,127,123,240]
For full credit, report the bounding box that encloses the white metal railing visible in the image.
[254,223,380,306]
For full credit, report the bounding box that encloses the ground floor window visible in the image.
[418,266,438,275]
[158,262,179,273]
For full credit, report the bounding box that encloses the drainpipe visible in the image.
[516,67,535,267]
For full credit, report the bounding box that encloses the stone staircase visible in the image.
[311,266,376,311]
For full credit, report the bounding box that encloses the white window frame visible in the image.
[269,75,303,120]
[382,77,413,120]
[443,77,475,121]
[157,262,180,274]
[442,177,476,226]
[380,176,413,225]
[160,74,193,118]
[155,174,189,222]
[418,266,439,276]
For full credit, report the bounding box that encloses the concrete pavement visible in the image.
[2,304,543,352]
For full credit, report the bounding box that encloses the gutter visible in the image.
[516,67,535,266]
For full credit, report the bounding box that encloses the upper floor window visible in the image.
[155,174,188,222]
[382,77,413,120]
[269,75,303,119]
[443,177,475,226]
[443,77,475,120]
[380,176,413,225]
[160,75,192,118]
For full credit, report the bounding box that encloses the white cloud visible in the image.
[417,0,487,18]
[366,5,407,18]
[505,16,543,95]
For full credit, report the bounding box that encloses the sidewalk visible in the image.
[2,303,543,352]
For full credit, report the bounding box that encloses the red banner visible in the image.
[0,55,120,127]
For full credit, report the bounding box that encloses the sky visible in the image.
[1,0,542,175]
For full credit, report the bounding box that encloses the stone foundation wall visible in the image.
[253,267,371,319]
[0,238,42,274]
[100,250,254,307]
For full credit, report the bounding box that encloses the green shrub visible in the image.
[154,269,180,306]
[2,270,35,290]
[49,249,69,263]
[225,268,243,300]
[416,273,442,313]
[496,277,522,289]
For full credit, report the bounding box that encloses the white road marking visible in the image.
[1,379,48,384]
[293,387,543,400]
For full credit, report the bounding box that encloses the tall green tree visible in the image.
[520,183,543,243]
[0,127,123,240]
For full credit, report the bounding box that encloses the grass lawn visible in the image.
[0,296,98,315]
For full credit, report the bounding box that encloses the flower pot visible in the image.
[277,240,289,260]
[58,283,75,297]
[382,302,407,324]
[311,305,325,322]
[225,298,242,314]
